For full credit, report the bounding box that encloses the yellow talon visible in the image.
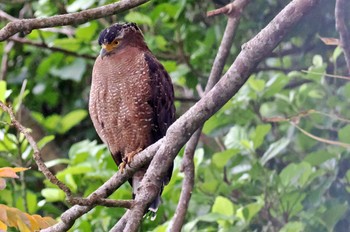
[119,161,126,173]
[126,148,142,164]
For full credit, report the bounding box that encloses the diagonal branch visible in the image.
[0,0,149,41]
[111,0,321,231]
[169,0,250,231]
[0,102,73,197]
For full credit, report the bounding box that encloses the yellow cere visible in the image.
[102,42,118,52]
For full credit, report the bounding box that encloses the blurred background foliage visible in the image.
[1,0,350,231]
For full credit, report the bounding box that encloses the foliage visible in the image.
[1,0,350,231]
[0,167,56,231]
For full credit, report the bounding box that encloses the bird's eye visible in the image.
[113,40,119,45]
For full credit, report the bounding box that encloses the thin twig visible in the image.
[69,197,134,209]
[8,37,95,60]
[0,40,14,81]
[0,102,73,197]
[169,130,199,232]
[207,2,236,17]
[0,9,17,21]
[292,122,350,148]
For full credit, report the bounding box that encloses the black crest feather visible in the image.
[98,22,141,45]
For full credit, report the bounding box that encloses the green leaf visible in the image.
[50,58,86,82]
[308,89,325,99]
[212,196,235,216]
[53,38,81,51]
[60,109,88,134]
[260,138,289,166]
[183,213,232,232]
[338,125,350,143]
[236,197,264,222]
[44,114,61,131]
[250,124,271,149]
[125,12,152,26]
[280,221,304,232]
[224,126,248,149]
[279,192,305,217]
[263,73,289,98]
[312,55,323,67]
[248,77,265,93]
[212,149,239,168]
[76,22,98,41]
[304,150,337,166]
[279,162,312,188]
[37,135,55,149]
[332,46,342,62]
[36,53,64,79]
[56,164,93,179]
[0,80,6,103]
[212,196,235,227]
[322,201,348,231]
[67,0,95,12]
[64,173,77,193]
[15,190,38,214]
[41,188,65,202]
[45,158,70,168]
[154,35,167,51]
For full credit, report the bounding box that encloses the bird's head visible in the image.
[97,22,145,59]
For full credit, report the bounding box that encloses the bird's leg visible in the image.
[119,161,126,173]
[118,148,143,173]
[127,147,143,164]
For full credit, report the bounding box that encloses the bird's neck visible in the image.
[125,33,149,51]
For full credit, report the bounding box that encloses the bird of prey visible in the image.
[89,22,175,215]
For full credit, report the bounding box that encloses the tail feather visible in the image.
[132,170,164,220]
[133,162,174,219]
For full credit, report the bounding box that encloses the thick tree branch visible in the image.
[335,0,350,74]
[170,0,250,230]
[0,0,149,41]
[116,0,321,231]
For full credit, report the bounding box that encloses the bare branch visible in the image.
[117,0,321,231]
[0,0,149,41]
[170,0,250,230]
[0,9,17,21]
[69,197,134,209]
[0,40,14,81]
[207,2,236,17]
[335,0,350,74]
[169,130,199,232]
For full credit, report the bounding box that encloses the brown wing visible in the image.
[144,52,175,184]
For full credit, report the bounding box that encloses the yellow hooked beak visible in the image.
[100,43,115,59]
